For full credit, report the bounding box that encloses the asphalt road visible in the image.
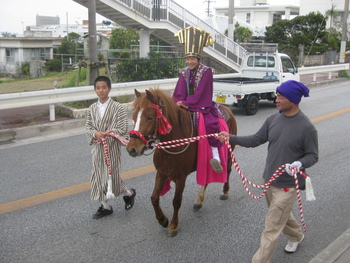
[0,81,350,263]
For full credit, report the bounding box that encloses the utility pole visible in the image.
[339,0,349,63]
[228,0,235,40]
[204,0,215,17]
[88,0,99,84]
[66,12,69,41]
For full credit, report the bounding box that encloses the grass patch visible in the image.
[340,71,350,78]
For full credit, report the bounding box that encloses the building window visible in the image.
[6,48,15,62]
[273,14,281,23]
[246,13,251,24]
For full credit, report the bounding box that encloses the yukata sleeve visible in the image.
[85,107,97,145]
[172,74,188,103]
[110,103,128,139]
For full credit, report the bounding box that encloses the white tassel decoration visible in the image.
[305,176,316,201]
[106,175,115,199]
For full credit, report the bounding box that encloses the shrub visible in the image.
[21,62,30,75]
[44,59,62,72]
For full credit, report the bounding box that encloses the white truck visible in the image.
[212,44,300,115]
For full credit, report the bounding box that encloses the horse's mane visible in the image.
[133,88,180,127]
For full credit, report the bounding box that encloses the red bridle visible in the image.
[128,103,173,149]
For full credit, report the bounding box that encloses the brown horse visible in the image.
[126,88,237,237]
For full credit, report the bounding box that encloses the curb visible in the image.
[0,102,134,143]
[309,227,350,263]
[305,78,350,89]
[0,118,86,143]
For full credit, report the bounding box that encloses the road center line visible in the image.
[0,165,156,215]
[1,107,349,215]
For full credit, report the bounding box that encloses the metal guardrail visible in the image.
[298,63,350,81]
[0,78,179,110]
[0,64,349,121]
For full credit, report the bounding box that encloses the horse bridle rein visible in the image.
[129,103,171,150]
[128,103,194,154]
[129,130,157,150]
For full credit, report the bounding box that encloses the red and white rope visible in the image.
[97,130,311,231]
[95,132,129,199]
[155,133,311,232]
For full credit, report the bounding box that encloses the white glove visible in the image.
[291,161,302,170]
[285,161,302,176]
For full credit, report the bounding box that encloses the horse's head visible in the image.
[126,89,175,157]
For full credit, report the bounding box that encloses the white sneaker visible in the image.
[284,234,304,253]
[210,158,223,173]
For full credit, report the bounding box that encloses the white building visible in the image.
[213,0,299,37]
[27,19,116,38]
[0,37,62,77]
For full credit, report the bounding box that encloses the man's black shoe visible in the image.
[123,189,136,210]
[92,205,113,219]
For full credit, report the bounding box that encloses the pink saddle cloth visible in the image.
[196,112,229,186]
[160,113,229,195]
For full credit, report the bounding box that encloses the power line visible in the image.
[203,0,215,17]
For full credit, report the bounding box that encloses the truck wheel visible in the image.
[244,96,259,115]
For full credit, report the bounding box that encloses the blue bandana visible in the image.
[276,80,310,105]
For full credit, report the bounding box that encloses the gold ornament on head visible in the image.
[175,26,213,59]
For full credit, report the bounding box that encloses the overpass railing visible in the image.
[116,0,246,67]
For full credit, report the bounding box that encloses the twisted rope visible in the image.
[95,132,129,199]
[99,130,311,231]
[155,133,313,232]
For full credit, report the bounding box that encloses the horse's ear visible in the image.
[134,89,141,98]
[146,90,157,104]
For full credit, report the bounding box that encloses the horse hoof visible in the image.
[220,194,229,200]
[161,219,169,228]
[167,230,178,237]
[193,204,202,210]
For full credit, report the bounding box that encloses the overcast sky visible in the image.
[0,0,300,35]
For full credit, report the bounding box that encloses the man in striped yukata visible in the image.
[85,76,136,219]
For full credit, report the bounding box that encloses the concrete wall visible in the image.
[29,61,46,78]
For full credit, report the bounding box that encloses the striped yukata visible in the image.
[85,99,128,202]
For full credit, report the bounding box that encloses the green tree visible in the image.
[234,25,253,43]
[325,4,338,29]
[265,12,328,62]
[1,32,17,37]
[44,58,62,72]
[116,51,181,82]
[109,28,139,58]
[56,32,83,56]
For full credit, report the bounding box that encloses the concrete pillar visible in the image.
[88,0,99,84]
[139,29,152,58]
[285,8,291,20]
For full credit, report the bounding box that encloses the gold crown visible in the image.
[175,26,213,59]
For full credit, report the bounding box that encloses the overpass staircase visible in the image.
[73,0,247,73]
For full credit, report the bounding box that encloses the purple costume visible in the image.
[172,63,222,147]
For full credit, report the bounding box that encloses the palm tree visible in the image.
[325,4,338,29]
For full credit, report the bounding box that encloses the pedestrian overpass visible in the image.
[73,0,246,73]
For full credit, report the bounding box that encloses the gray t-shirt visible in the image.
[229,110,318,188]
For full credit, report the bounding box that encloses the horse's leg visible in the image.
[220,151,233,200]
[193,185,208,210]
[167,177,186,237]
[151,172,169,228]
